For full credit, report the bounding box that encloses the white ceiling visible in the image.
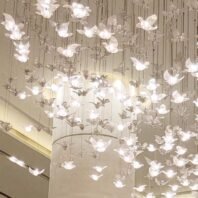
[0,130,50,198]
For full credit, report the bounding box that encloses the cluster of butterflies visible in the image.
[1,0,158,62]
[8,156,45,177]
[41,71,197,197]
[1,14,30,62]
[0,0,198,198]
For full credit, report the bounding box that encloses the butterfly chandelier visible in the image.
[0,0,198,197]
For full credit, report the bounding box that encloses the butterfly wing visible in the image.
[57,47,65,54]
[163,70,171,82]
[3,13,15,23]
[59,22,69,31]
[146,14,157,25]
[110,36,119,47]
[130,57,139,66]
[67,44,80,52]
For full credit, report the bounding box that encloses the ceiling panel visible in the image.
[0,130,49,198]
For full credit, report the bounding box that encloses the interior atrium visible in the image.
[0,0,197,198]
